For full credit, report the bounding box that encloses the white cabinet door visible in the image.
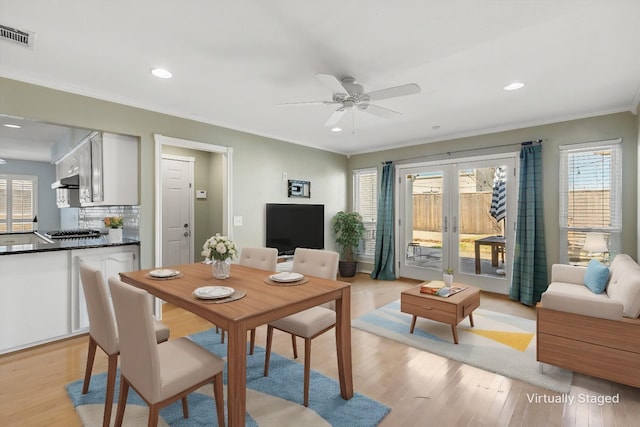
[0,251,70,354]
[71,246,139,332]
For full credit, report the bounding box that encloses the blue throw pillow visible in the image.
[584,259,610,294]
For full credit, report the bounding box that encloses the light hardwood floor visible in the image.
[1,274,639,426]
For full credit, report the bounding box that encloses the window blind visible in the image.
[353,168,377,257]
[558,139,621,264]
[0,175,37,232]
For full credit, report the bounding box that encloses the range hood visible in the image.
[51,174,79,189]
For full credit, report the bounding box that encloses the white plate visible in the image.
[149,269,180,278]
[270,272,304,283]
[193,286,235,300]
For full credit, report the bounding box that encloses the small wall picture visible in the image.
[288,180,310,198]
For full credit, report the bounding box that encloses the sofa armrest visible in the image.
[551,263,586,285]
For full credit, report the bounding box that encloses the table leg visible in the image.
[475,241,481,274]
[491,243,499,267]
[227,321,248,427]
[335,287,353,400]
[451,324,459,344]
[410,315,417,334]
[469,312,475,327]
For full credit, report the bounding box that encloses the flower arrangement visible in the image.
[104,216,124,229]
[202,233,238,261]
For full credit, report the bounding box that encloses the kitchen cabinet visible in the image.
[70,245,140,332]
[0,251,70,354]
[79,132,139,206]
[55,131,139,207]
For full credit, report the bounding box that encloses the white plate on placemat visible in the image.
[269,272,304,283]
[149,269,180,278]
[193,286,235,300]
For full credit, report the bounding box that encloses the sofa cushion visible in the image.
[607,254,640,318]
[584,259,610,294]
[541,282,623,320]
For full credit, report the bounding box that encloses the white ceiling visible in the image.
[1,1,639,161]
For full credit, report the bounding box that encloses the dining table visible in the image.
[119,262,353,427]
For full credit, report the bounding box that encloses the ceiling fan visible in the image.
[281,74,421,128]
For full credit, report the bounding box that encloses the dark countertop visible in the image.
[0,237,140,255]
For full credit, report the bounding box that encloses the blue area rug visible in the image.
[352,300,572,393]
[66,328,389,426]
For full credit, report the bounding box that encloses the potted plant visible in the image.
[331,211,366,277]
[104,216,124,243]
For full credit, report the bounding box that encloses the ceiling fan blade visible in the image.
[315,73,350,95]
[358,103,402,119]
[365,83,421,101]
[324,107,347,127]
[278,100,338,106]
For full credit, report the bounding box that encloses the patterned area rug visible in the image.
[352,301,572,393]
[65,328,389,426]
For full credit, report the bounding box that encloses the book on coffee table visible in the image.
[420,282,467,298]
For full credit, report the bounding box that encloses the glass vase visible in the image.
[212,259,230,279]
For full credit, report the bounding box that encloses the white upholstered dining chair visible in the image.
[217,247,279,354]
[108,277,226,427]
[263,247,339,406]
[79,263,170,427]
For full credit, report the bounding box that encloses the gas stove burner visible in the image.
[46,229,102,239]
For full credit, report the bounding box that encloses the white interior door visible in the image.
[397,154,517,294]
[161,156,194,267]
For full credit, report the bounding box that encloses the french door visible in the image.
[397,155,517,294]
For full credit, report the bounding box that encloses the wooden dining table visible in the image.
[119,262,353,427]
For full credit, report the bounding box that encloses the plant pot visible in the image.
[108,228,122,243]
[443,273,453,286]
[338,261,358,278]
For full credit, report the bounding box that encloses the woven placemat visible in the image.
[264,277,309,286]
[192,289,247,304]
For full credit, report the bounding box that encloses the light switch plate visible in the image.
[233,216,243,226]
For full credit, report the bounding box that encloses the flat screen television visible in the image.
[266,203,324,255]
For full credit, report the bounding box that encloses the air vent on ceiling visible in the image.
[0,24,35,49]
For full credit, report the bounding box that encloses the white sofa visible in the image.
[537,254,640,387]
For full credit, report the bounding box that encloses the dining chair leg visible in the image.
[103,353,118,427]
[114,377,130,427]
[148,404,160,427]
[213,373,225,427]
[304,338,311,407]
[181,396,189,418]
[264,325,274,376]
[249,328,256,355]
[82,337,98,394]
[291,334,298,359]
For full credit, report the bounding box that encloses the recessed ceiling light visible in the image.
[331,127,342,132]
[0,159,6,164]
[432,125,441,130]
[504,82,525,91]
[3,124,21,129]
[151,68,172,79]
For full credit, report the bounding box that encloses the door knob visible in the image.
[183,231,189,237]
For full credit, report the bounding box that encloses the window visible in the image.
[353,168,377,258]
[0,175,38,233]
[559,139,621,265]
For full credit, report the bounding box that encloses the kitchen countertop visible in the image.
[0,237,140,255]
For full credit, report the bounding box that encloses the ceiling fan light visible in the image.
[504,82,525,91]
[151,68,172,79]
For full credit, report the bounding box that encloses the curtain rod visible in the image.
[381,138,545,165]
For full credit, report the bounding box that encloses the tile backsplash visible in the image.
[79,206,140,240]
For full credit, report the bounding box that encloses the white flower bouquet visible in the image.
[202,233,238,261]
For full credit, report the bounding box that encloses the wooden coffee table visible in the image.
[400,283,480,344]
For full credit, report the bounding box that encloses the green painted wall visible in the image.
[348,112,639,274]
[0,77,347,267]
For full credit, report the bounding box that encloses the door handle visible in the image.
[183,231,189,237]
[444,216,448,233]
[453,216,458,233]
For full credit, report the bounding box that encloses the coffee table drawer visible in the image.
[401,297,456,324]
